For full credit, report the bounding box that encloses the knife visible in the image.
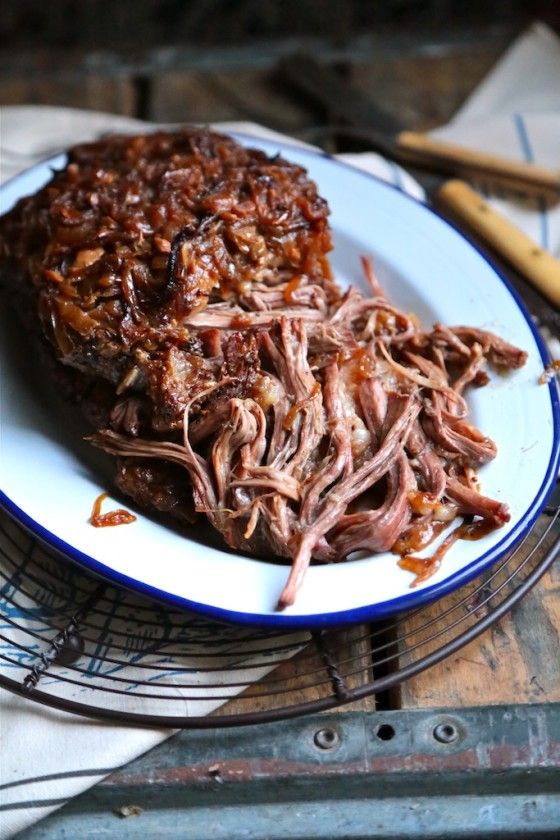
[277,53,560,197]
[277,54,560,308]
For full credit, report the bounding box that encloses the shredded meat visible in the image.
[0,130,528,608]
[0,128,334,433]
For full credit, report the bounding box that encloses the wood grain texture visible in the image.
[350,48,499,132]
[0,75,135,116]
[149,70,311,132]
[215,625,375,716]
[21,705,560,839]
[398,554,560,709]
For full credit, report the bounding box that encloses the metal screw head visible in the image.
[314,728,339,750]
[433,722,459,744]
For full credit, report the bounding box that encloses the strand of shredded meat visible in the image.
[0,129,528,608]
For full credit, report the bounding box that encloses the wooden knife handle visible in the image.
[436,179,560,308]
[397,130,560,195]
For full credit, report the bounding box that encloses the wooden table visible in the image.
[3,29,559,839]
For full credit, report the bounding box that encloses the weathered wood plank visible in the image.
[0,75,136,116]
[21,705,560,839]
[215,625,375,716]
[350,47,499,131]
[397,548,559,708]
[148,69,312,131]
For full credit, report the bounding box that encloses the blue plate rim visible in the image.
[0,133,558,630]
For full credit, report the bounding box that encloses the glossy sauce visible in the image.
[408,491,440,515]
[283,381,321,430]
[230,313,252,329]
[374,310,395,335]
[398,518,499,587]
[539,359,560,385]
[283,274,302,304]
[89,492,137,528]
[407,491,458,521]
[336,347,376,389]
[392,518,448,556]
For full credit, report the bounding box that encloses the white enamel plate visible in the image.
[1,134,558,628]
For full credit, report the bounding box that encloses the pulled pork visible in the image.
[0,129,528,607]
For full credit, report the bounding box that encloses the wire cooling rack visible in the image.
[0,490,558,728]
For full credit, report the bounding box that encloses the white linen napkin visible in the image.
[429,21,560,260]
[1,20,559,837]
[0,512,308,838]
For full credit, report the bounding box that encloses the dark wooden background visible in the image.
[1,0,559,130]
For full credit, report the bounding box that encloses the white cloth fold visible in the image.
[0,512,309,838]
[1,20,559,838]
[430,21,560,258]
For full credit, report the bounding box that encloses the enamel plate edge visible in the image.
[0,133,558,628]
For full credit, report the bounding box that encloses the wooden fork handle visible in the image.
[436,179,560,308]
[397,131,560,195]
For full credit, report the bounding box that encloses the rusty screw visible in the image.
[314,727,339,749]
[433,722,459,744]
